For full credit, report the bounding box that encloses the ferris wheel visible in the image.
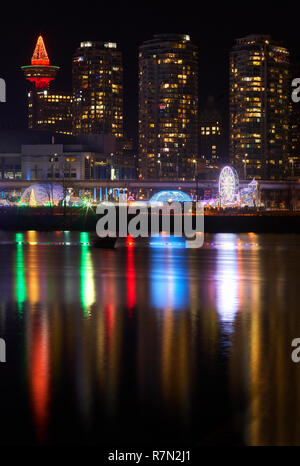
[219,166,239,206]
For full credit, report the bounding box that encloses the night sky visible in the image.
[0,1,298,148]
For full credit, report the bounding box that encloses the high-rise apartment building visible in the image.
[199,96,223,173]
[230,34,289,180]
[138,34,198,180]
[289,103,300,177]
[289,63,300,177]
[22,36,73,135]
[72,41,123,138]
[28,91,73,135]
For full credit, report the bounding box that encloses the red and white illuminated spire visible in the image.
[22,35,59,90]
[31,36,50,66]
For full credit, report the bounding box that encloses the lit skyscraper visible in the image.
[72,41,123,138]
[230,34,289,180]
[138,34,198,180]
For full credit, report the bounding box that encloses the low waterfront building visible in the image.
[0,154,22,179]
[0,131,136,182]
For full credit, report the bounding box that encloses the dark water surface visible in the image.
[0,231,300,446]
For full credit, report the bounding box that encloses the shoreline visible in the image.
[0,206,300,233]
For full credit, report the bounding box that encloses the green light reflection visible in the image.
[80,232,95,316]
[15,233,26,313]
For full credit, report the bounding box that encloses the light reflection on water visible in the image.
[151,239,189,312]
[0,232,300,445]
[215,234,239,328]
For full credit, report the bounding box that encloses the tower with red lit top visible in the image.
[21,36,72,134]
[22,36,59,90]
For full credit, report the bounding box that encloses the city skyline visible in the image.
[0,2,298,147]
[15,31,298,180]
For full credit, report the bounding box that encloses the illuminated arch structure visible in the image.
[149,190,192,204]
[20,183,65,206]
